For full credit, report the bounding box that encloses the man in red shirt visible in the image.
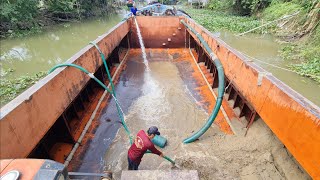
[128,126,164,170]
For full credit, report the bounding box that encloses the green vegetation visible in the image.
[283,27,320,82]
[0,71,47,106]
[262,1,301,20]
[0,0,118,106]
[184,8,262,33]
[184,0,320,82]
[263,0,319,82]
[204,0,271,15]
[0,0,115,38]
[0,0,40,37]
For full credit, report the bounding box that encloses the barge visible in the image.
[1,5,319,179]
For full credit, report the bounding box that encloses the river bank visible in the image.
[0,0,123,38]
[182,1,320,83]
[1,2,319,107]
[0,13,124,106]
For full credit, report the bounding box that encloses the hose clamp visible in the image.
[88,73,95,79]
[209,52,216,60]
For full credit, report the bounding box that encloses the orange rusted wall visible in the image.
[184,17,320,179]
[130,16,186,48]
[1,159,44,179]
[0,21,130,159]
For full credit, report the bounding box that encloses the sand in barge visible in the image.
[1,11,319,179]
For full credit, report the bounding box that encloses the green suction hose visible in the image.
[89,42,132,143]
[48,63,175,165]
[163,155,176,164]
[90,42,134,145]
[180,20,225,144]
[48,63,111,93]
[89,42,116,95]
[89,43,175,164]
[48,63,132,144]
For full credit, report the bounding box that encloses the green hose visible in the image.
[89,42,116,96]
[180,20,225,144]
[89,42,131,143]
[48,63,175,165]
[163,155,176,164]
[48,63,112,94]
[145,150,175,165]
[48,63,132,144]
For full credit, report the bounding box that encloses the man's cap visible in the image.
[147,126,160,135]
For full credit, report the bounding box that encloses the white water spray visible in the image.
[134,17,150,71]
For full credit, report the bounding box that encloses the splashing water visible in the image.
[134,17,149,71]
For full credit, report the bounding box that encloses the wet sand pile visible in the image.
[173,119,310,180]
[104,61,310,179]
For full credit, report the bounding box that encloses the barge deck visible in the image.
[1,15,319,179]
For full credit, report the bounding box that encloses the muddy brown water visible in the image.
[0,15,316,179]
[0,17,319,106]
[0,13,122,79]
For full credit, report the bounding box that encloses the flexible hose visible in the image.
[49,63,175,164]
[180,20,225,144]
[89,42,132,143]
[89,42,116,95]
[48,63,132,144]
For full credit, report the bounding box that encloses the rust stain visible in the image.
[0,16,318,179]
[0,159,44,179]
[168,48,234,134]
[0,20,130,159]
[185,18,320,179]
[67,54,128,172]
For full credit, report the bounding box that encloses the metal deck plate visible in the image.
[121,170,199,180]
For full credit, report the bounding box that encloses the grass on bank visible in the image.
[182,3,320,83]
[0,71,46,107]
[284,27,320,82]
[182,8,262,33]
[263,1,320,82]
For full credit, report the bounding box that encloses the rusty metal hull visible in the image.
[0,16,319,179]
[0,20,130,159]
[184,18,320,179]
[130,16,186,48]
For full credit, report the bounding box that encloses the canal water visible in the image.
[0,13,313,178]
[219,31,320,106]
[1,15,318,106]
[0,13,123,80]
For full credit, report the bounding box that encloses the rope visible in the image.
[237,11,300,36]
[243,53,296,72]
[230,50,320,82]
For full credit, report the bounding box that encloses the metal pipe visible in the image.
[68,172,112,178]
[180,20,225,144]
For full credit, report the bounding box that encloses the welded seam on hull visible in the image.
[64,48,130,167]
[187,33,236,134]
[186,17,320,125]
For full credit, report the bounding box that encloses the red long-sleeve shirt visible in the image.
[128,130,162,164]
